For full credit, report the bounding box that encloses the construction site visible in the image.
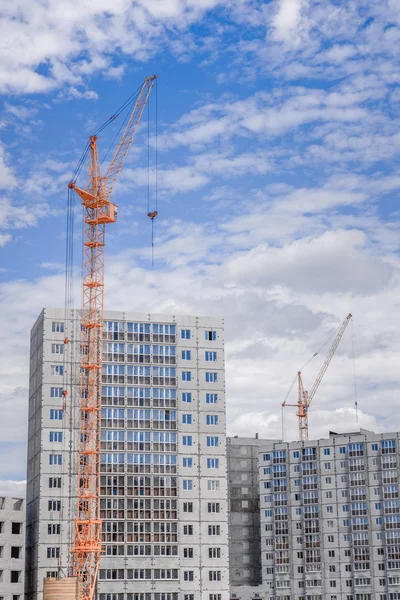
[0,75,396,600]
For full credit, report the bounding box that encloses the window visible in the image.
[208,502,220,513]
[209,547,221,558]
[183,548,193,558]
[50,387,63,398]
[184,595,194,600]
[209,595,221,600]
[11,523,22,535]
[51,343,64,354]
[328,550,335,558]
[205,372,217,383]
[48,500,61,511]
[182,436,192,446]
[10,571,21,583]
[324,462,331,469]
[263,453,270,461]
[324,448,331,455]
[207,436,219,447]
[182,393,192,403]
[293,451,300,458]
[49,454,62,465]
[209,571,221,581]
[181,329,190,339]
[183,502,193,513]
[206,393,218,404]
[205,351,217,362]
[10,547,21,559]
[206,415,218,425]
[205,331,217,341]
[52,321,64,333]
[372,443,379,451]
[325,477,332,484]
[183,525,193,535]
[207,480,220,491]
[182,350,191,360]
[49,431,62,442]
[208,525,220,535]
[182,371,192,382]
[183,457,193,468]
[340,447,346,454]
[327,505,333,513]
[49,477,62,488]
[207,458,219,469]
[184,571,194,581]
[182,414,192,425]
[48,524,60,535]
[328,535,334,542]
[51,365,64,376]
[183,480,193,491]
[46,547,60,559]
[50,409,63,420]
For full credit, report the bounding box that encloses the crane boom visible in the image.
[283,313,352,441]
[67,75,156,600]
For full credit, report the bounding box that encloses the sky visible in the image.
[1,0,400,494]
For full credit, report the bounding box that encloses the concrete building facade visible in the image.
[0,495,25,600]
[26,308,229,600]
[227,436,267,588]
[259,429,400,600]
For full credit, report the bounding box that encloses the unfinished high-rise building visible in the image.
[25,308,229,600]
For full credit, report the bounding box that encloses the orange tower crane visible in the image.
[282,313,352,441]
[67,75,156,600]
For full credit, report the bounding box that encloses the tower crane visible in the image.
[282,313,352,441]
[62,75,156,600]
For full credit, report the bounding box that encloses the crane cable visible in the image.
[147,78,158,266]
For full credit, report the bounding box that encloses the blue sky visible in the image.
[1,0,400,492]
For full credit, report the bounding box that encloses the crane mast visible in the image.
[283,313,352,441]
[67,75,156,600]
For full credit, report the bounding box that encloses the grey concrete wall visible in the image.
[227,437,276,588]
[0,495,25,600]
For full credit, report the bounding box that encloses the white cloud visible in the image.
[0,0,227,94]
[271,0,308,46]
[0,479,26,496]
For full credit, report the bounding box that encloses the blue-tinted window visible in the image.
[205,331,217,341]
[207,458,219,469]
[205,351,217,362]
[182,350,191,360]
[182,371,192,382]
[182,436,192,446]
[205,372,217,383]
[324,448,330,455]
[50,409,63,420]
[206,436,219,447]
[263,468,271,475]
[183,480,193,490]
[49,432,62,443]
[206,415,218,425]
[372,443,379,451]
[263,454,270,461]
[183,457,193,467]
[49,454,62,465]
[182,393,192,403]
[206,393,218,404]
[182,414,192,425]
[339,447,346,454]
[181,329,190,339]
[293,451,300,458]
[50,387,63,398]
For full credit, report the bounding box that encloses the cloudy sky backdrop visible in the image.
[1,0,400,494]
